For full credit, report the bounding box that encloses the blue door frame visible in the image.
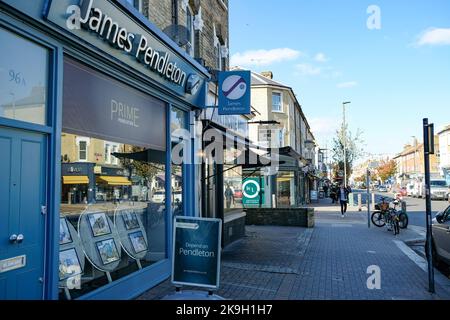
[0,11,200,300]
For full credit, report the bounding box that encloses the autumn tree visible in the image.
[377,160,397,182]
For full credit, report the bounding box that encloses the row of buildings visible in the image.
[393,126,450,185]
[0,0,321,300]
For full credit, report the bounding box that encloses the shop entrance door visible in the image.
[0,126,47,300]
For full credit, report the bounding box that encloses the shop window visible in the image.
[272,92,282,112]
[171,107,187,216]
[277,172,296,208]
[223,149,244,216]
[0,27,48,125]
[60,57,168,300]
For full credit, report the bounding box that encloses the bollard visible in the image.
[349,194,354,207]
[372,193,376,210]
[358,194,362,211]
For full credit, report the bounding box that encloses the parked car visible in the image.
[406,184,415,197]
[151,190,165,203]
[399,187,407,197]
[427,205,450,266]
[378,185,388,193]
[424,179,449,201]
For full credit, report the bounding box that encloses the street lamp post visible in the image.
[342,102,351,188]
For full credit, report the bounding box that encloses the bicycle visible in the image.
[371,199,408,233]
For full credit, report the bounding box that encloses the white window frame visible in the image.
[272,92,283,112]
[104,142,120,165]
[76,137,90,162]
[126,0,143,13]
[186,6,195,57]
[218,0,228,11]
[217,45,223,70]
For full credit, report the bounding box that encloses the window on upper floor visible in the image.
[272,92,282,112]
[126,0,143,13]
[186,6,195,57]
[76,137,90,162]
[216,45,223,71]
[218,0,228,10]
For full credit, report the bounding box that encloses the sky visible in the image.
[229,0,450,162]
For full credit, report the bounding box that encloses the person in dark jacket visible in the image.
[337,184,352,217]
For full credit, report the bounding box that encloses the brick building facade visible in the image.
[128,0,229,72]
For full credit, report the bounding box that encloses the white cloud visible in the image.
[309,117,339,137]
[314,52,329,62]
[296,63,322,76]
[230,48,301,66]
[416,28,450,46]
[337,81,358,89]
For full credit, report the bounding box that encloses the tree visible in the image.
[331,125,365,183]
[377,160,397,182]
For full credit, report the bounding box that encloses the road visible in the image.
[352,190,449,228]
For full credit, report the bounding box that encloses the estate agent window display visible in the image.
[58,58,169,299]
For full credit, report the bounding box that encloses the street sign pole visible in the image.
[367,168,371,228]
[423,118,435,294]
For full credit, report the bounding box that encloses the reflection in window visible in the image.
[61,134,168,299]
[171,107,187,217]
[59,61,168,299]
[0,27,48,125]
[223,148,244,216]
[277,172,296,208]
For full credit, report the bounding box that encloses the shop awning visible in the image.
[96,176,132,186]
[63,176,89,185]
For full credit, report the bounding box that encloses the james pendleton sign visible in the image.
[45,0,207,107]
[218,71,251,115]
[172,217,222,290]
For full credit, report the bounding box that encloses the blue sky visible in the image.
[229,0,450,160]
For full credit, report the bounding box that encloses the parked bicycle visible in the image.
[371,198,409,234]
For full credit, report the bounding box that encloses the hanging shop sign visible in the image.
[45,0,207,107]
[172,216,222,290]
[218,71,251,115]
[242,177,265,206]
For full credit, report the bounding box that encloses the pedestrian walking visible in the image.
[224,184,235,210]
[323,184,329,198]
[337,184,351,218]
[330,184,337,204]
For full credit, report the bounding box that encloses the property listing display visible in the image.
[172,217,222,290]
[58,57,187,299]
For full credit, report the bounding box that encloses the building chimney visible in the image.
[260,71,273,79]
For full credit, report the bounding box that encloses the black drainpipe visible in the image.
[172,0,179,25]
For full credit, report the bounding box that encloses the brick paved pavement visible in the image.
[138,200,450,300]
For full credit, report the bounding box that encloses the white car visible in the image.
[406,184,415,197]
[151,191,165,203]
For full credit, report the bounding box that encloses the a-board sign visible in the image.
[172,216,222,290]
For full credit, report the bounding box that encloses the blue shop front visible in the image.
[0,0,209,300]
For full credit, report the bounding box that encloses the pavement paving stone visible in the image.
[138,200,450,300]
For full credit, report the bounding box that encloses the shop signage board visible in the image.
[242,177,265,206]
[45,0,208,107]
[172,216,222,290]
[218,71,251,115]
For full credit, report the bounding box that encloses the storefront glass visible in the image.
[277,172,296,208]
[59,57,168,299]
[0,27,47,125]
[223,165,244,215]
[171,107,187,216]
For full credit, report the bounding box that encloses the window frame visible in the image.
[272,92,283,112]
[76,137,90,162]
[186,6,195,57]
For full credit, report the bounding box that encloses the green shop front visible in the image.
[0,0,209,300]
